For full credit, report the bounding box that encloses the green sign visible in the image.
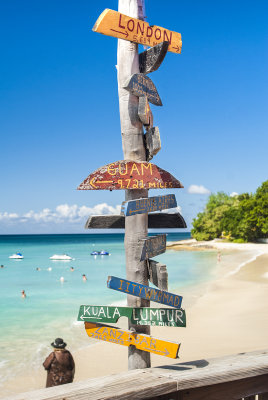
[78,305,186,327]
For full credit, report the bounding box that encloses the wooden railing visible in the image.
[3,349,268,400]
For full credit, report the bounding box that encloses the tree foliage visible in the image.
[191,180,268,242]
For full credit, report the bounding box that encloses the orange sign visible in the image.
[77,161,183,191]
[93,9,182,54]
[85,322,180,358]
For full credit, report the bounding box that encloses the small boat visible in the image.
[9,252,24,259]
[91,251,100,256]
[100,251,109,255]
[91,251,110,256]
[49,254,73,261]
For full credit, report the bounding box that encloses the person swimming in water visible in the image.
[82,274,87,281]
[21,290,26,298]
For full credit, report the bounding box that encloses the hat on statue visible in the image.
[51,338,67,349]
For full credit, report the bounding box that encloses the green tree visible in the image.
[191,180,268,242]
[191,192,236,241]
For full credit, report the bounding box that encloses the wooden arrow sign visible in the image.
[107,276,183,309]
[145,127,161,161]
[124,74,162,106]
[77,161,183,190]
[85,322,180,358]
[148,260,168,291]
[78,305,186,327]
[139,41,169,74]
[141,234,166,260]
[84,212,187,229]
[121,194,177,216]
[93,9,182,54]
[138,96,153,128]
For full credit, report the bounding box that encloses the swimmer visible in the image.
[60,277,64,283]
[21,290,26,298]
[70,267,74,272]
[36,267,41,271]
[82,274,87,281]
[1,264,4,268]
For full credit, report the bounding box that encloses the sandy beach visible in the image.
[2,240,268,397]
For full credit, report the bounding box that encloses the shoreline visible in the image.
[166,237,268,253]
[1,241,268,398]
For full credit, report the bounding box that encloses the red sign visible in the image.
[77,161,183,191]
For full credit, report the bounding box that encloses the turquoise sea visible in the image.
[0,233,217,389]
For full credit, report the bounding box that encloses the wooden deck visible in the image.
[3,349,268,400]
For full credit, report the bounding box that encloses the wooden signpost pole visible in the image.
[117,0,150,370]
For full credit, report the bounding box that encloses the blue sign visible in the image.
[121,194,177,217]
[107,276,183,309]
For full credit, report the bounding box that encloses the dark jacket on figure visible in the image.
[43,349,75,387]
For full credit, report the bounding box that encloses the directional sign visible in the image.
[93,9,182,54]
[138,96,153,128]
[84,322,180,358]
[84,212,187,229]
[139,41,169,74]
[148,260,168,291]
[78,305,186,327]
[107,276,183,309]
[77,161,183,191]
[124,74,162,106]
[141,234,166,261]
[121,194,177,216]
[145,127,161,161]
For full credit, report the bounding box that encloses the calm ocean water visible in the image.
[0,233,217,387]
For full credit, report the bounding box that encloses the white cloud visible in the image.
[230,192,239,197]
[0,212,19,220]
[0,203,121,225]
[187,185,211,195]
[78,203,121,217]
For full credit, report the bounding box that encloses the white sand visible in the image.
[2,241,268,397]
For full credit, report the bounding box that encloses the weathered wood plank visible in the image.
[121,195,177,216]
[124,74,162,106]
[173,374,268,400]
[147,212,186,228]
[93,9,182,54]
[107,276,183,308]
[141,234,166,260]
[148,259,168,290]
[85,215,124,229]
[2,370,177,400]
[78,305,186,327]
[77,161,183,190]
[138,96,153,128]
[139,41,169,74]
[145,127,161,160]
[3,350,268,400]
[84,322,180,358]
[84,213,187,229]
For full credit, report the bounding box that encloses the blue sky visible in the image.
[0,0,267,234]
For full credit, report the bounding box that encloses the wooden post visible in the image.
[117,0,150,369]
